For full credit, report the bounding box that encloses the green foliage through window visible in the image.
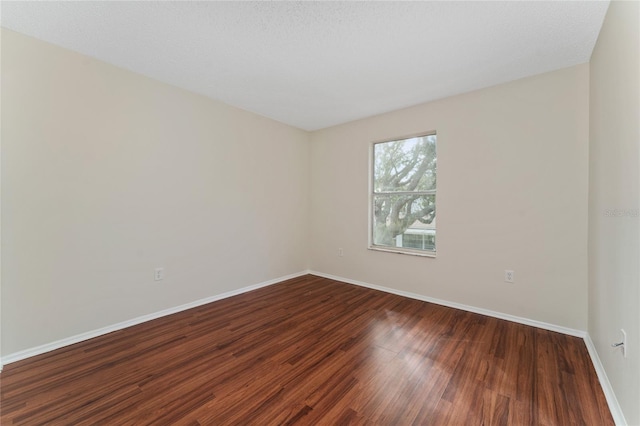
[371,134,436,254]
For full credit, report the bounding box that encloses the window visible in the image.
[370,133,436,256]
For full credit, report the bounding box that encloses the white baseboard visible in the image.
[584,334,627,426]
[309,270,628,424]
[0,271,309,368]
[308,270,586,337]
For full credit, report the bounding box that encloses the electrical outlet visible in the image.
[337,248,344,257]
[504,270,514,283]
[154,267,164,281]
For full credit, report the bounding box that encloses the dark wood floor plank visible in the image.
[0,275,614,425]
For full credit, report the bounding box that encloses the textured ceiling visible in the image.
[1,1,609,131]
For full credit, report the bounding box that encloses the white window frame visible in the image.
[368,131,437,257]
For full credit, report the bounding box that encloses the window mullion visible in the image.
[374,190,436,196]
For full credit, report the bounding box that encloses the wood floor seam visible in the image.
[0,275,614,425]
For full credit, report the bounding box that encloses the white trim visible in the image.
[368,246,436,258]
[0,271,308,367]
[309,270,586,337]
[584,334,628,426]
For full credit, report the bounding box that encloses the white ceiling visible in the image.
[1,1,609,131]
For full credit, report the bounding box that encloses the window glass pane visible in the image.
[372,194,436,250]
[374,135,436,193]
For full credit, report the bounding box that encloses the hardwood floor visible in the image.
[1,275,613,425]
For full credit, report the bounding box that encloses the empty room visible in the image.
[1,1,638,425]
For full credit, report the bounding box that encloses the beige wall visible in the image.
[1,30,310,356]
[589,1,640,425]
[310,64,590,331]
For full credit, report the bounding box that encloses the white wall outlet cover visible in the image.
[154,268,164,281]
[504,270,514,283]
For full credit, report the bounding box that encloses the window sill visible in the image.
[368,246,436,258]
